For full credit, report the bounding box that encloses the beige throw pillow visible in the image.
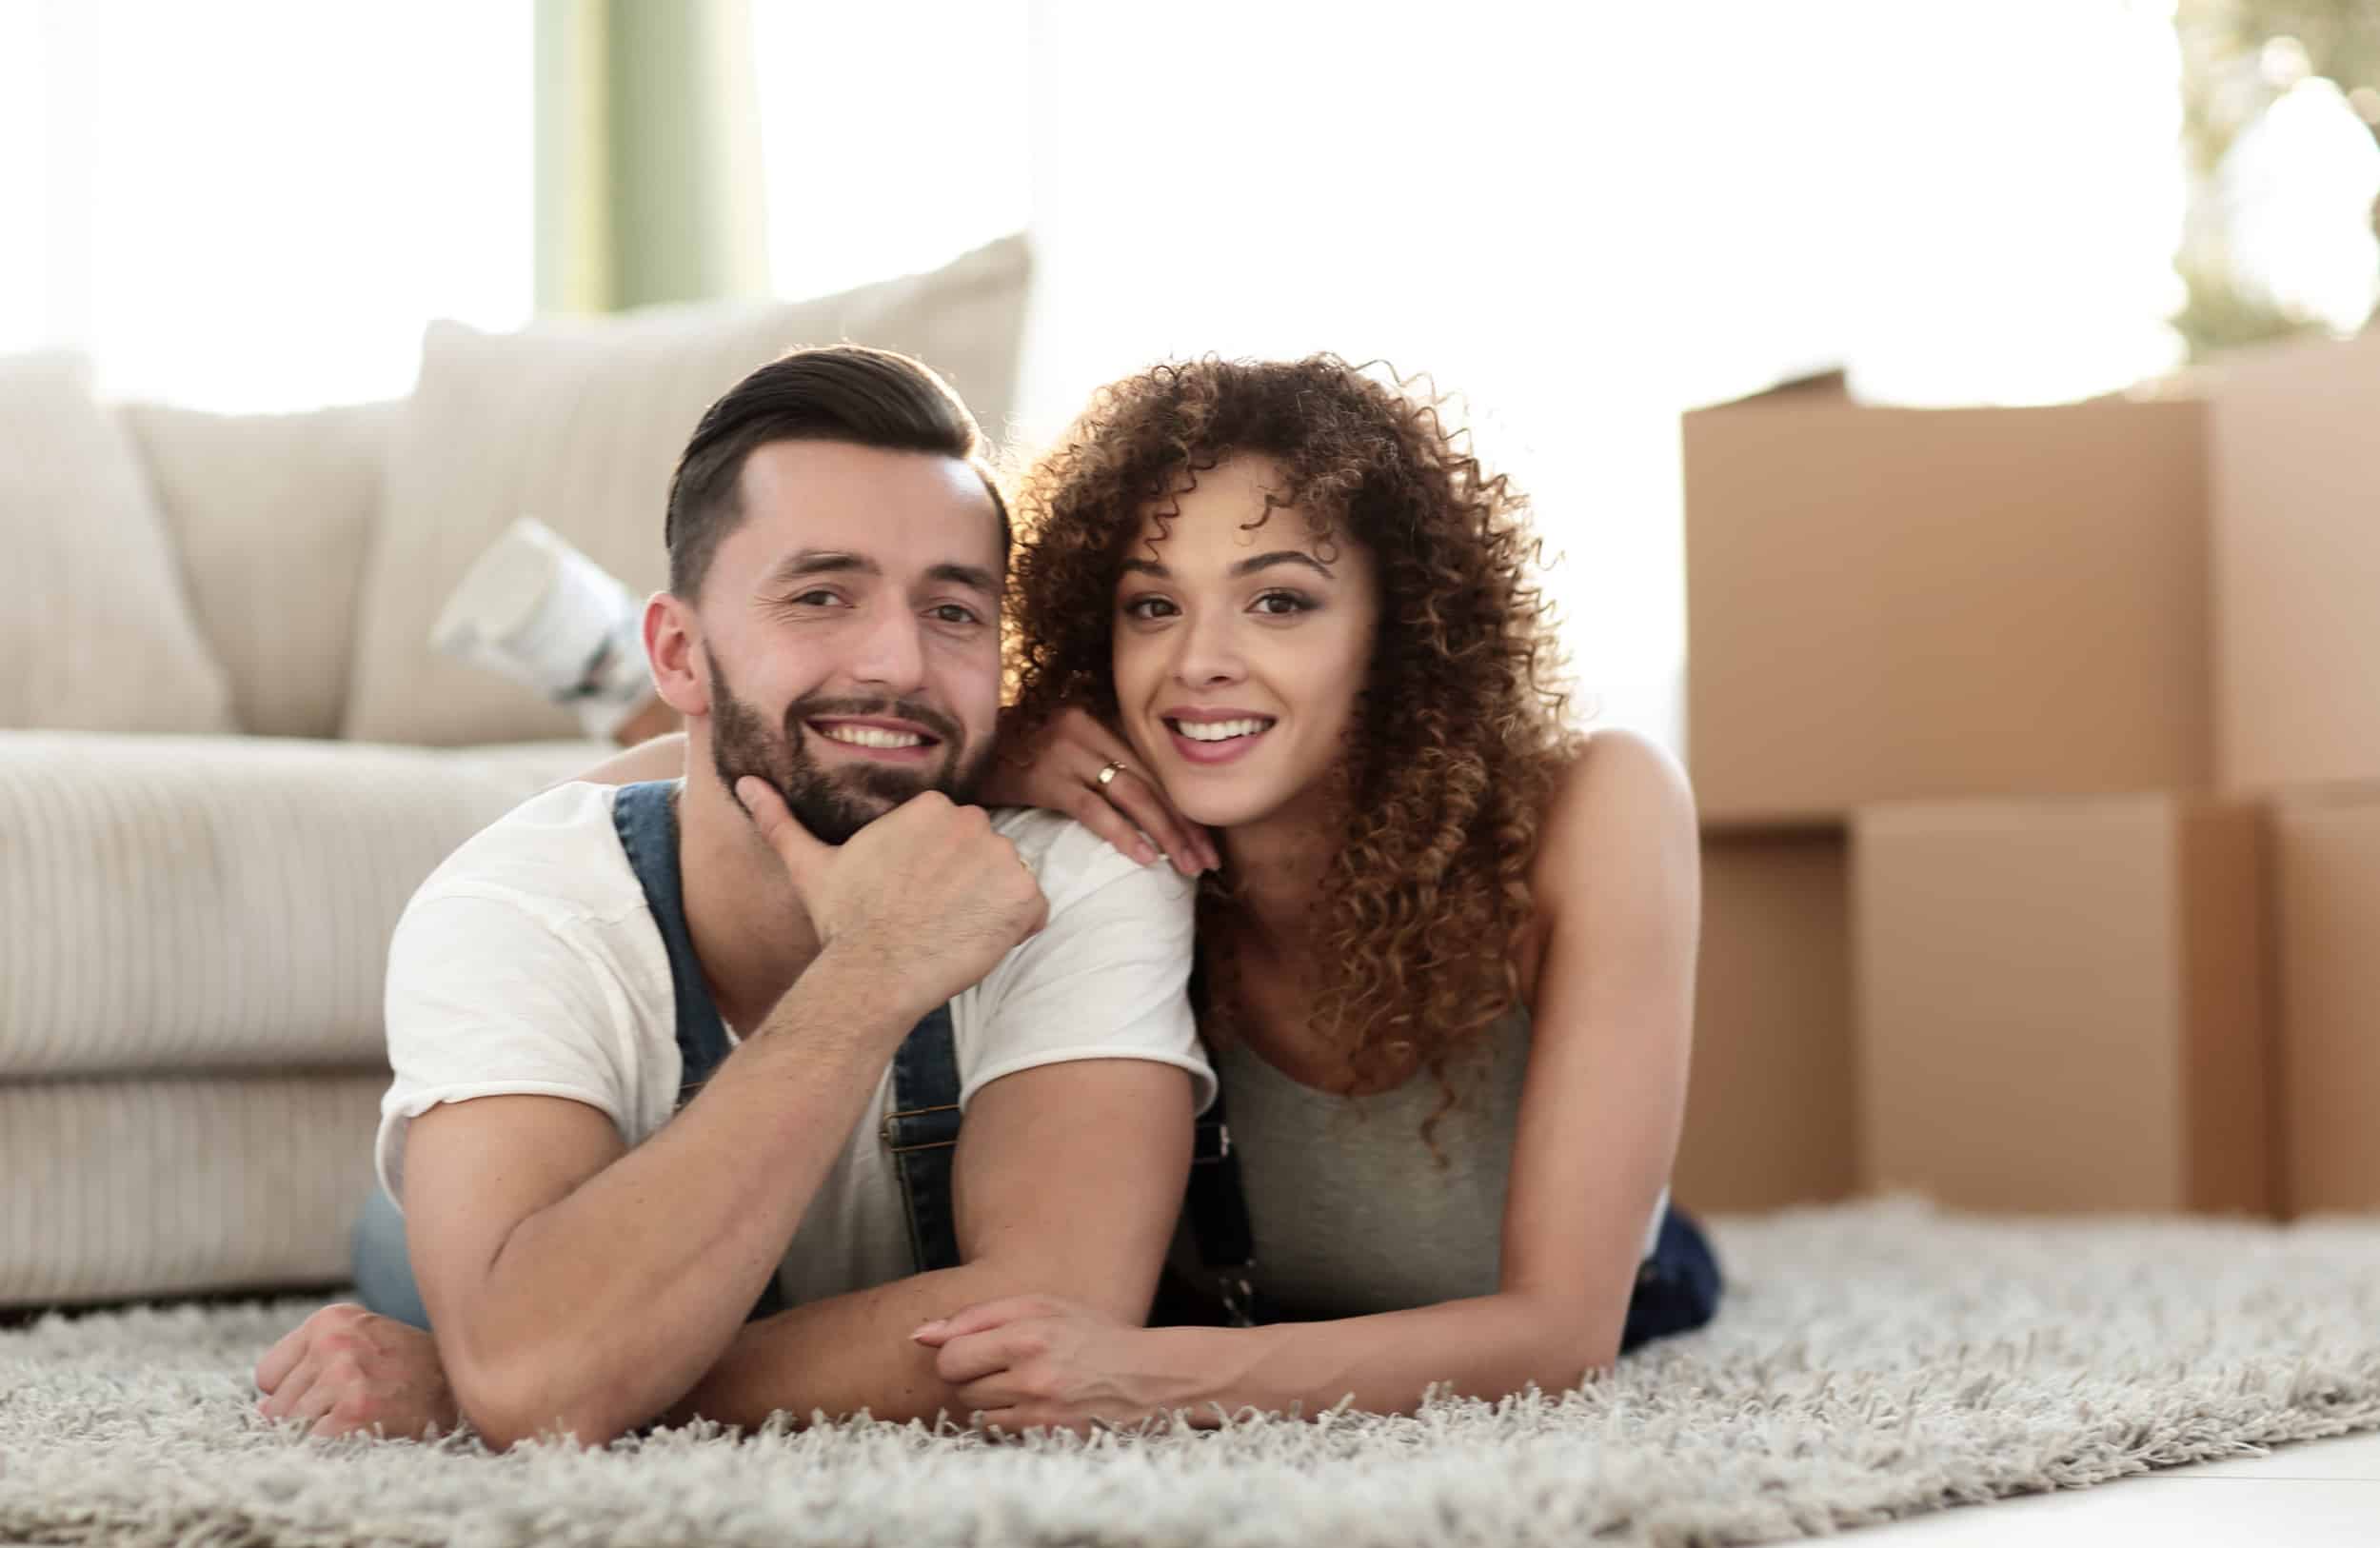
[341,233,1032,747]
[0,353,236,734]
[121,401,398,740]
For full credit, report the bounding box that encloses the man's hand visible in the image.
[736,777,1048,1019]
[910,1295,1200,1435]
[254,1302,459,1439]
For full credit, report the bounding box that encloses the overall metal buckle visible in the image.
[880,1102,961,1154]
[1220,1273,1260,1328]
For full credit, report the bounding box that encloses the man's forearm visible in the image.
[669,1259,1085,1429]
[663,1057,1196,1433]
[446,949,911,1445]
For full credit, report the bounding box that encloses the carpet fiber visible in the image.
[6,1199,2380,1548]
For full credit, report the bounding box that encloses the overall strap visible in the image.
[1183,1082,1262,1325]
[611,781,734,1104]
[1181,957,1262,1325]
[611,778,783,1319]
[881,1004,964,1273]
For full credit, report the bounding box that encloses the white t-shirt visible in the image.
[377,781,1216,1309]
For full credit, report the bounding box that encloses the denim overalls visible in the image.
[351,780,965,1329]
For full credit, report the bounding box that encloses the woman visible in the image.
[545,354,1716,1431]
[894,355,1718,1430]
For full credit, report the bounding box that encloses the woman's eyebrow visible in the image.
[1228,551,1333,579]
[1118,552,1333,580]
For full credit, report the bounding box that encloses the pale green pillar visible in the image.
[535,0,771,314]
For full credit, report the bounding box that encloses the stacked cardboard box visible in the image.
[1853,796,2269,1215]
[1684,384,2211,828]
[1674,330,2380,1219]
[2267,791,2380,1214]
[1674,832,1856,1214]
[2204,331,2380,794]
[2201,335,2380,1217]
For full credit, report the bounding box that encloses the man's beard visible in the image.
[704,654,981,844]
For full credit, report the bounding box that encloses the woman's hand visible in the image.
[981,707,1219,878]
[911,1295,1200,1434]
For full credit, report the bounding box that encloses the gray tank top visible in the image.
[1170,1010,1670,1320]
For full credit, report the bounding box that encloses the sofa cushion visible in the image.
[0,1072,381,1304]
[0,731,608,1078]
[119,401,400,740]
[341,233,1032,747]
[0,354,236,735]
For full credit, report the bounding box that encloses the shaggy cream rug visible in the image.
[6,1199,2379,1548]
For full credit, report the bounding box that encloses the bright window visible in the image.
[2,0,532,411]
[750,0,1032,304]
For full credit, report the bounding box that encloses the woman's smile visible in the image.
[1162,708,1279,765]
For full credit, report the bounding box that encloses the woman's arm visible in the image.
[1486,724,1700,1364]
[920,727,1703,1424]
[917,1291,1597,1430]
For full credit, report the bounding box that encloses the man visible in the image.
[254,347,1211,1446]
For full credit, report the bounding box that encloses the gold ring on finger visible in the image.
[1096,760,1128,787]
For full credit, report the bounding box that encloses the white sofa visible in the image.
[0,236,1030,1306]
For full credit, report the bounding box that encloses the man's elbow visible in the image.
[450,1352,638,1452]
[981,1260,1157,1330]
[462,1392,634,1453]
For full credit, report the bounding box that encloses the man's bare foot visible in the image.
[254,1302,460,1439]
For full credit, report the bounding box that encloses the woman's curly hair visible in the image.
[1007,356,1582,1129]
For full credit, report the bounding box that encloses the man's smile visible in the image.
[807,716,942,763]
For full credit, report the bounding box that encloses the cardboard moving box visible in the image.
[1684,388,2211,826]
[1674,830,1858,1213]
[2270,791,2380,1214]
[2209,329,2380,794]
[1853,795,2270,1216]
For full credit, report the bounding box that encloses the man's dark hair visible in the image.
[664,344,1011,599]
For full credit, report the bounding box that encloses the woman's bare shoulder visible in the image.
[1513,728,1696,990]
[1539,727,1696,862]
